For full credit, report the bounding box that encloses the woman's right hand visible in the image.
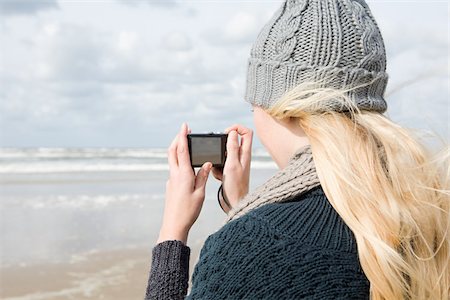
[211,124,253,213]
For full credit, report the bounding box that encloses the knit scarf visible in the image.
[223,143,321,224]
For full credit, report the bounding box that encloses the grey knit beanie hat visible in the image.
[244,0,389,113]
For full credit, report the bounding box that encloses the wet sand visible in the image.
[1,242,204,300]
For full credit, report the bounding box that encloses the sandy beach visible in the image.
[1,242,206,299]
[2,246,154,299]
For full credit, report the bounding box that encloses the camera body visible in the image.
[187,132,228,168]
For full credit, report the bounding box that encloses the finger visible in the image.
[224,124,252,136]
[177,122,191,170]
[239,129,253,167]
[225,124,253,166]
[194,162,212,192]
[226,130,240,165]
[168,133,179,172]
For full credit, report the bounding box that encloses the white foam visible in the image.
[0,162,170,174]
[0,162,277,174]
[0,148,276,173]
[0,147,271,159]
[0,147,168,159]
[7,193,164,210]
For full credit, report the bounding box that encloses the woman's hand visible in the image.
[212,124,253,213]
[157,122,212,245]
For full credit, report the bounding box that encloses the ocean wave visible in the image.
[0,163,170,173]
[0,148,168,159]
[0,160,277,174]
[0,147,272,159]
[3,193,164,209]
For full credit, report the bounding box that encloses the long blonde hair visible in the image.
[264,74,449,300]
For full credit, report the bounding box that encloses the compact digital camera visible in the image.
[187,132,228,168]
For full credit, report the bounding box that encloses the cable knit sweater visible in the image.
[145,185,370,299]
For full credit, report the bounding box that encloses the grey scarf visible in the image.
[223,144,321,224]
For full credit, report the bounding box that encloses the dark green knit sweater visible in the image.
[145,185,370,299]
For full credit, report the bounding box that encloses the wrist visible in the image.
[157,226,189,245]
[218,183,232,213]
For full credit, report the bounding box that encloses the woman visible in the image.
[145,0,449,299]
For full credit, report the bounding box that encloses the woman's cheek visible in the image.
[253,111,266,146]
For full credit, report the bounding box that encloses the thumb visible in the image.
[194,162,212,191]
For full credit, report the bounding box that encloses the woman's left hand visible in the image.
[156,122,213,246]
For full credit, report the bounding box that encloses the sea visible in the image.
[0,147,278,268]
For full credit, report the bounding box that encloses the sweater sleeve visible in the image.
[144,240,191,300]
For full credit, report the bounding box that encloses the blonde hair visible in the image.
[264,74,450,300]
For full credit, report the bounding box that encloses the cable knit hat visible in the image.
[244,0,389,113]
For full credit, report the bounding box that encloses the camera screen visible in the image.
[191,137,222,166]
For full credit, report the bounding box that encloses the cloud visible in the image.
[0,19,252,147]
[371,2,450,141]
[385,48,449,140]
[115,0,197,17]
[0,1,447,148]
[0,0,59,16]
[116,0,179,8]
[24,23,197,84]
[202,11,260,46]
[161,31,192,52]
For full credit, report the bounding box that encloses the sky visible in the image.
[0,0,448,149]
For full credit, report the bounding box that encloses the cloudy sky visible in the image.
[0,0,448,148]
